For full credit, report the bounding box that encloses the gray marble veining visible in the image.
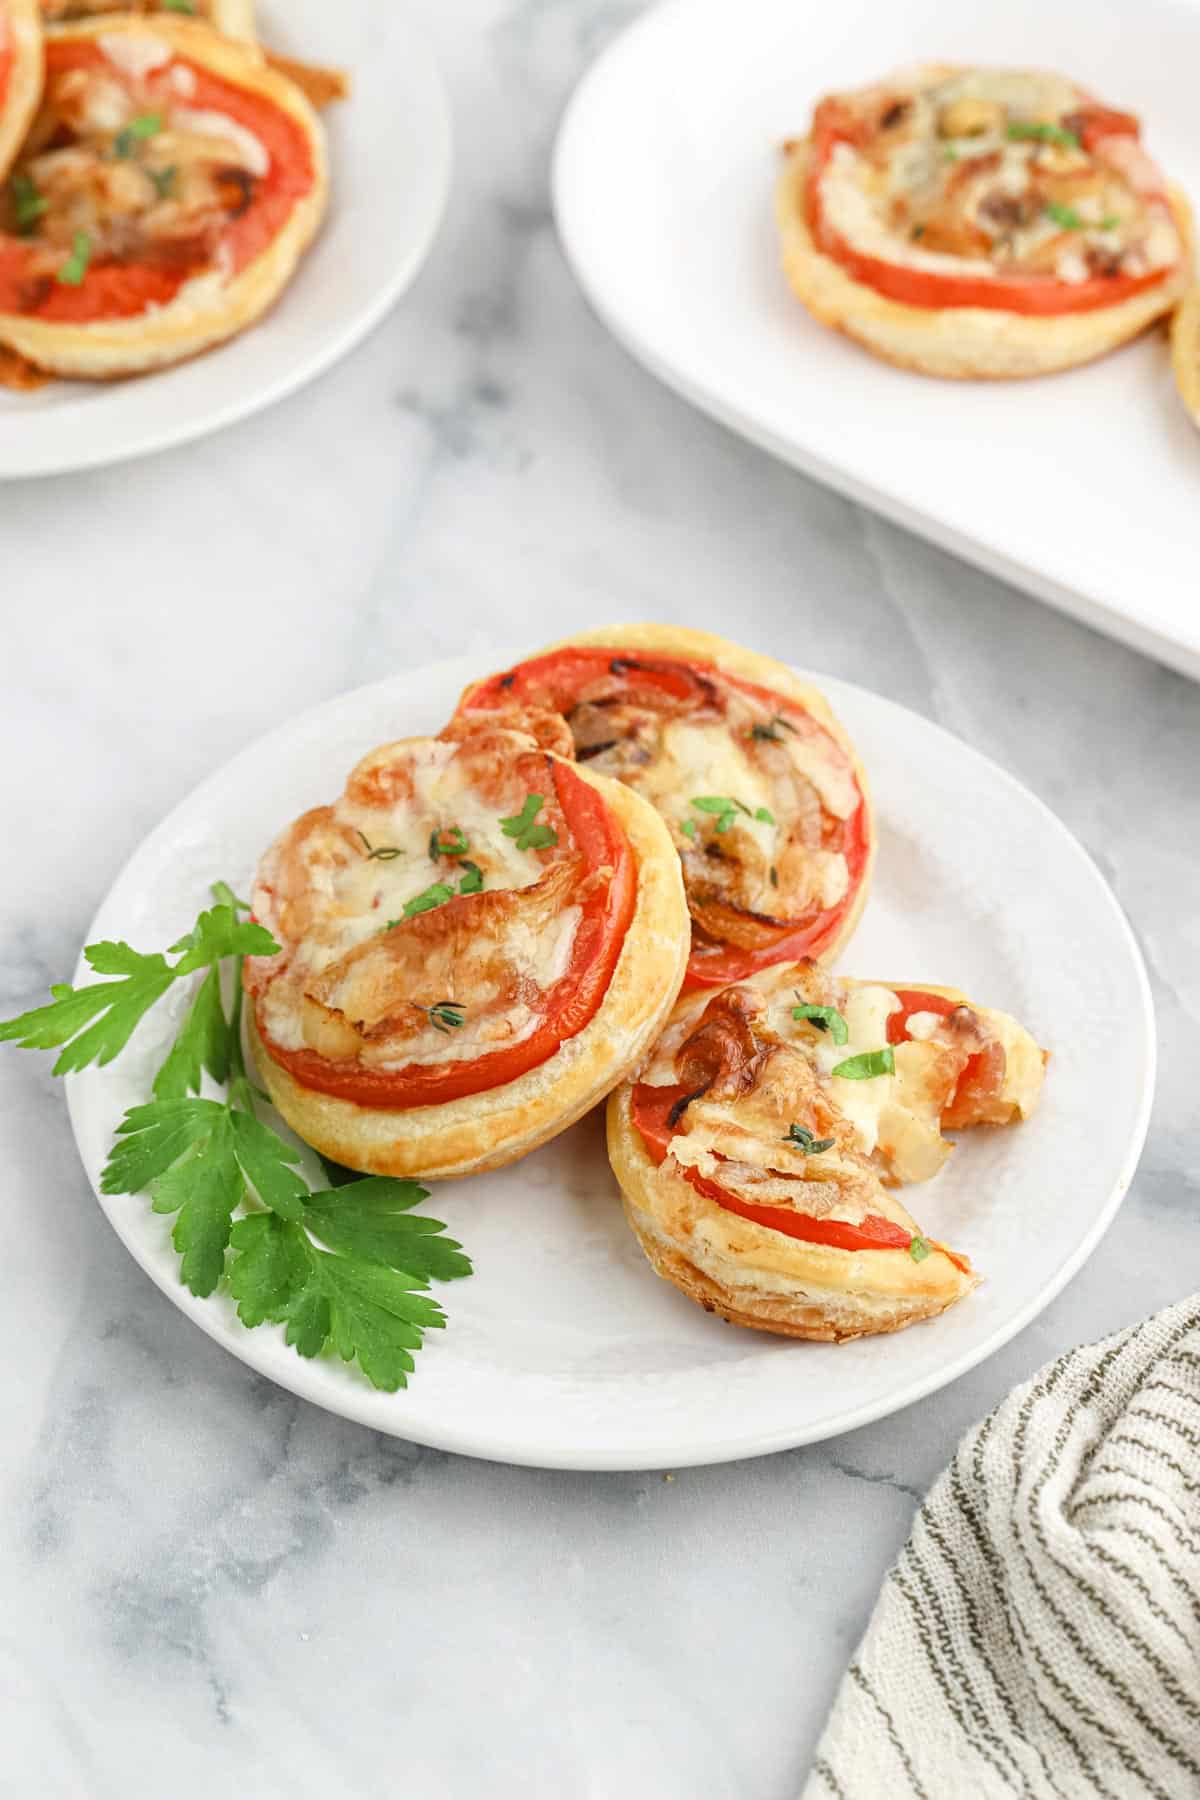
[3,3,1198,1794]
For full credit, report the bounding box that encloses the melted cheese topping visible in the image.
[816,65,1181,286]
[646,962,1043,1205]
[250,733,590,1072]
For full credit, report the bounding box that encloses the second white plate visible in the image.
[62,654,1153,1469]
[0,0,451,478]
[554,0,1200,679]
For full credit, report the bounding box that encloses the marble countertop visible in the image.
[3,3,1198,1793]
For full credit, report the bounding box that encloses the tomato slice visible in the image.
[254,757,637,1109]
[806,95,1173,317]
[0,40,13,110]
[0,40,316,322]
[461,645,871,992]
[629,1082,919,1257]
[885,988,959,1045]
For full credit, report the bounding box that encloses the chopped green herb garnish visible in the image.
[681,819,697,841]
[115,113,163,159]
[0,883,473,1391]
[457,860,484,895]
[831,1047,895,1080]
[754,806,775,825]
[149,165,179,199]
[402,881,457,918]
[942,145,959,162]
[792,1001,849,1046]
[429,826,468,860]
[161,0,197,10]
[423,1001,465,1034]
[10,174,47,234]
[908,1236,933,1263]
[769,865,778,887]
[1006,120,1080,150]
[750,715,797,743]
[690,796,767,835]
[357,830,403,862]
[56,232,91,287]
[500,794,558,852]
[1045,201,1087,231]
[783,1123,836,1155]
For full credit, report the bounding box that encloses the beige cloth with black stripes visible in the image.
[805,1297,1200,1800]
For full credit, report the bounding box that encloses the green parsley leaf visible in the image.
[151,964,232,1100]
[114,113,163,159]
[357,830,403,862]
[909,1235,933,1263]
[1045,201,1086,231]
[429,826,468,859]
[500,793,559,852]
[754,806,775,825]
[783,1123,836,1155]
[791,1002,849,1046]
[5,883,475,1391]
[228,1214,449,1391]
[1007,120,1080,149]
[300,1176,472,1283]
[681,819,697,840]
[149,165,178,200]
[56,231,91,286]
[831,1047,895,1080]
[161,0,197,11]
[403,881,456,918]
[942,145,959,162]
[10,173,47,234]
[0,942,176,1074]
[457,860,484,895]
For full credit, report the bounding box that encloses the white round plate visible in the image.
[552,0,1200,681]
[0,1,451,478]
[65,654,1154,1470]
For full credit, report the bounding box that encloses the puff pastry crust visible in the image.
[778,66,1191,379]
[0,16,325,377]
[0,0,43,183]
[454,622,875,991]
[246,725,690,1181]
[608,960,1046,1341]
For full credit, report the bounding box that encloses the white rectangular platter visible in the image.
[553,0,1200,679]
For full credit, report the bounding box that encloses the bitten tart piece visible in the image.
[452,624,874,995]
[244,718,689,1181]
[0,0,42,183]
[0,16,325,377]
[40,0,255,38]
[777,65,1191,378]
[607,961,1046,1341]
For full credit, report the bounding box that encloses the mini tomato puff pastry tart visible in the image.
[607,962,1047,1341]
[0,17,324,377]
[452,625,874,995]
[39,0,256,39]
[243,720,689,1181]
[777,65,1191,379]
[0,0,42,183]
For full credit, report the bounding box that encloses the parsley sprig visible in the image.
[1,883,472,1391]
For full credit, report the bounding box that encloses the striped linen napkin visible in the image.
[805,1296,1200,1800]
